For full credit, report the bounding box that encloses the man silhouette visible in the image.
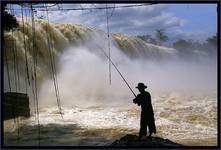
[133,83,156,140]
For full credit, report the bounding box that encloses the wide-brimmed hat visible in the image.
[136,83,147,89]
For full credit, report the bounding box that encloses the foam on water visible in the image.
[5,91,217,144]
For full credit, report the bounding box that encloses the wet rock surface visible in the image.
[109,134,183,147]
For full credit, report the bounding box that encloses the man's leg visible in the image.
[139,116,148,140]
[148,117,156,137]
[139,117,145,139]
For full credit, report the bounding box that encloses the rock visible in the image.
[3,92,30,120]
[109,134,183,147]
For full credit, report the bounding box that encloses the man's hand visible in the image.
[133,99,140,106]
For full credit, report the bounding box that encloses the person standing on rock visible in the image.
[133,83,156,140]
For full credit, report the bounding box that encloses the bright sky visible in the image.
[11,3,218,42]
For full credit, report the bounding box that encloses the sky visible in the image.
[11,3,218,43]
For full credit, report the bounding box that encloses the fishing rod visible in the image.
[98,46,137,98]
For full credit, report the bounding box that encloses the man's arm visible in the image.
[133,94,141,106]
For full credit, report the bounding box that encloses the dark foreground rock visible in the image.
[109,134,183,147]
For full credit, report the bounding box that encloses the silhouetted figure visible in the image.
[133,83,156,140]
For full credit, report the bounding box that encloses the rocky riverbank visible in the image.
[109,134,183,147]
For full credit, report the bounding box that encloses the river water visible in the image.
[4,92,217,146]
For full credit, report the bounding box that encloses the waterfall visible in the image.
[3,19,216,108]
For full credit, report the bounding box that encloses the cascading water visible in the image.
[3,20,217,146]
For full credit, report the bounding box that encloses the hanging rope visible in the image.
[106,4,111,85]
[35,4,153,11]
[25,8,37,121]
[15,44,20,93]
[11,6,20,135]
[10,4,20,142]
[4,43,13,136]
[31,4,41,146]
[108,4,115,18]
[12,24,20,143]
[97,45,136,97]
[5,36,17,131]
[30,69,37,121]
[10,37,17,134]
[11,5,20,93]
[4,46,12,92]
[45,4,63,119]
[21,6,31,93]
[11,20,21,93]
[103,4,136,97]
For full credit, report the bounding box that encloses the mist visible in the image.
[38,32,217,108]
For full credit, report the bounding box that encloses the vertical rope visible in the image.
[4,47,12,92]
[12,29,20,142]
[31,4,41,146]
[10,4,20,142]
[8,4,17,137]
[10,42,17,130]
[26,8,37,121]
[15,42,20,93]
[106,4,111,85]
[21,6,30,94]
[97,45,137,97]
[45,5,63,119]
[10,6,19,93]
[10,5,20,93]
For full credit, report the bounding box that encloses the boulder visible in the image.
[109,134,183,147]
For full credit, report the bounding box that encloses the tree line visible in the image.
[136,29,217,59]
